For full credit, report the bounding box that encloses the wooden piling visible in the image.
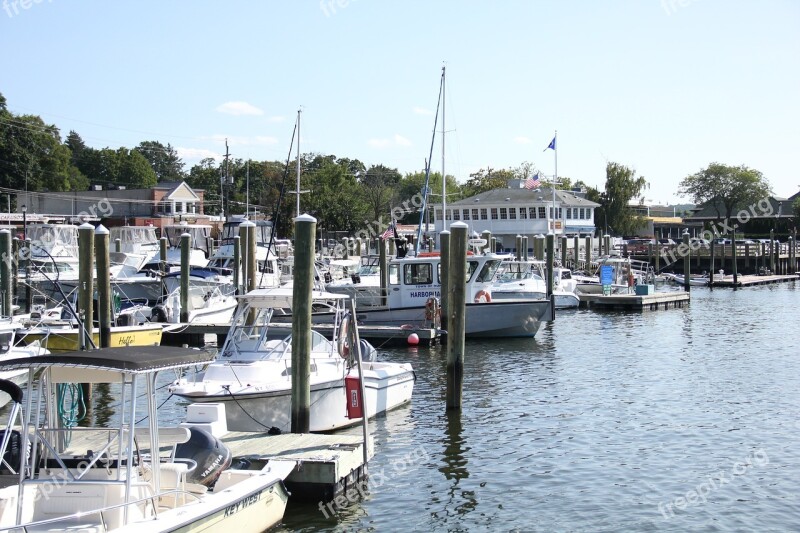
[0,230,11,317]
[744,242,750,272]
[245,222,257,293]
[342,238,349,259]
[440,231,450,322]
[208,236,215,259]
[291,214,317,433]
[490,237,497,254]
[239,222,252,293]
[94,225,112,348]
[356,238,362,256]
[515,235,522,261]
[159,237,168,276]
[11,238,19,310]
[732,229,738,284]
[560,236,568,267]
[180,232,191,323]
[709,241,716,284]
[584,236,592,269]
[546,234,555,298]
[24,238,32,313]
[114,238,121,254]
[682,232,691,292]
[573,235,579,267]
[523,236,529,261]
[446,222,468,410]
[233,235,241,295]
[379,237,388,306]
[78,223,95,350]
[770,230,776,274]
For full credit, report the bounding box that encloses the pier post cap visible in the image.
[450,222,468,230]
[238,220,256,228]
[94,224,109,236]
[440,230,450,235]
[160,236,168,241]
[79,222,95,230]
[0,228,10,235]
[294,213,317,223]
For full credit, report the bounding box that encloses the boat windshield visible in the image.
[474,259,501,282]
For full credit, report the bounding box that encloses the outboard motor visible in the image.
[151,305,169,323]
[174,427,232,487]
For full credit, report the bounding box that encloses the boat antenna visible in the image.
[258,119,298,287]
[414,67,445,254]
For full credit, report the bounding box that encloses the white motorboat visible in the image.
[150,286,237,325]
[323,251,553,337]
[0,345,295,532]
[0,320,49,408]
[488,260,579,309]
[169,289,416,433]
[670,273,709,286]
[574,256,652,295]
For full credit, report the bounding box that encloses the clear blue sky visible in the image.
[2,0,798,204]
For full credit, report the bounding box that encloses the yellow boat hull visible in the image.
[22,325,163,352]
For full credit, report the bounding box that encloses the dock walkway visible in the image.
[709,274,799,287]
[579,291,690,311]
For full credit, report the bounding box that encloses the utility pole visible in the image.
[224,139,231,221]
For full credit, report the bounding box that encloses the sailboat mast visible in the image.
[295,109,301,218]
[441,66,447,232]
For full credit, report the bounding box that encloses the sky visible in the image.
[1,0,798,205]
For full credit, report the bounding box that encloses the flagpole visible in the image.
[553,130,557,235]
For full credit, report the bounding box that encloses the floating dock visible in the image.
[579,291,690,311]
[220,431,373,503]
[708,274,799,288]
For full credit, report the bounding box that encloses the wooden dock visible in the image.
[708,274,799,288]
[163,322,438,347]
[579,291,690,311]
[220,431,372,503]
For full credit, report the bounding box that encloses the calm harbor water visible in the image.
[9,283,798,531]
[274,283,800,532]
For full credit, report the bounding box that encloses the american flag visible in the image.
[380,220,396,240]
[524,173,541,190]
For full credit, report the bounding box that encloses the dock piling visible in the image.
[291,214,317,433]
[233,235,240,295]
[682,231,691,292]
[180,232,191,323]
[440,231,450,322]
[94,225,111,348]
[446,222,468,410]
[78,223,95,350]
[0,230,11,317]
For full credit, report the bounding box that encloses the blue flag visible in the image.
[544,136,556,151]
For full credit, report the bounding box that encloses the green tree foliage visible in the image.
[0,94,86,193]
[679,163,772,221]
[598,162,648,236]
[135,141,185,182]
[360,164,402,223]
[186,158,222,215]
[793,197,800,221]
[463,167,514,197]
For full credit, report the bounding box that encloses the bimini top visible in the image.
[236,287,349,309]
[0,345,216,375]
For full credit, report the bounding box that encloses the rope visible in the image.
[57,383,86,446]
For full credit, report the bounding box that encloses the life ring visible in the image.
[474,290,492,303]
[337,313,353,359]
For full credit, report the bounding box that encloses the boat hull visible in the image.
[20,325,163,352]
[174,366,415,433]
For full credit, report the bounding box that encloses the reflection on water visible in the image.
[434,411,476,523]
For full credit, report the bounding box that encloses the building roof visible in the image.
[686,196,791,220]
[443,186,600,208]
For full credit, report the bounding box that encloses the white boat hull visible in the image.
[174,364,415,433]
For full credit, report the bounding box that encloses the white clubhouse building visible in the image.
[431,179,600,251]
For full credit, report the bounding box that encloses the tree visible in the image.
[187,158,223,215]
[463,167,514,197]
[135,141,185,182]
[599,162,648,236]
[360,164,401,223]
[679,163,772,222]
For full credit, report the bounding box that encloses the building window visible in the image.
[538,207,546,219]
[472,208,479,220]
[529,207,537,219]
[509,207,516,219]
[499,208,507,220]
[566,208,572,219]
[579,208,585,220]
[480,208,488,220]
[491,208,498,220]
[453,209,460,221]
[586,209,592,221]
[446,210,451,221]
[556,208,562,219]
[463,209,470,221]
[519,207,527,219]
[435,210,442,221]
